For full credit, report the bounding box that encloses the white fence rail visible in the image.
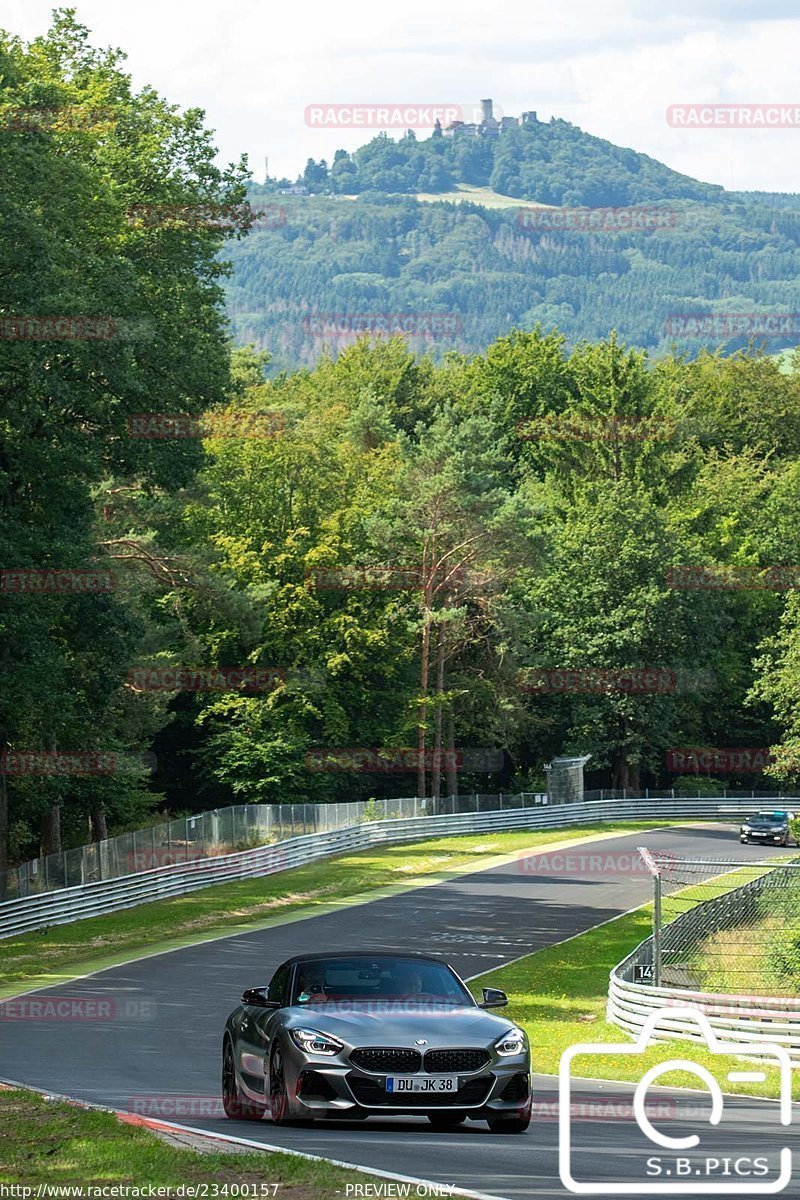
[0,794,776,941]
[608,961,800,1060]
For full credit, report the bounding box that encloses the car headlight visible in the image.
[494,1028,526,1057]
[741,826,751,833]
[289,1028,344,1056]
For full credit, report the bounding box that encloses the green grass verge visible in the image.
[0,821,687,997]
[0,1088,370,1193]
[471,900,795,1102]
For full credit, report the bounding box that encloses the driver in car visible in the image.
[297,966,326,1004]
[396,966,425,996]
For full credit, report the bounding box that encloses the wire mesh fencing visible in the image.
[0,791,544,901]
[639,848,800,997]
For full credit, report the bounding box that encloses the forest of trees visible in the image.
[274,119,724,204]
[6,16,800,875]
[229,190,800,373]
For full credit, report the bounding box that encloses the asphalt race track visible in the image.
[1,825,797,1199]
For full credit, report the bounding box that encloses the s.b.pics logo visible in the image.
[559,1009,792,1194]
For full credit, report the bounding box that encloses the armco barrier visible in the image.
[608,958,800,1060]
[0,795,776,941]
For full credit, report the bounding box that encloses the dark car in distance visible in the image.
[739,810,797,846]
[222,951,531,1132]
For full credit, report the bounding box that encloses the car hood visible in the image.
[281,1004,517,1045]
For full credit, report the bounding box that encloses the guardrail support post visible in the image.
[653,871,662,988]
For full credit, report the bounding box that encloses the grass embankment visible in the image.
[692,914,800,997]
[414,183,555,209]
[472,881,797,1101]
[0,821,681,996]
[0,1088,370,1193]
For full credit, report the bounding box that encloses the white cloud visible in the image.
[3,0,800,191]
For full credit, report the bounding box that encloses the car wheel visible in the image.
[222,1038,267,1120]
[427,1112,467,1128]
[269,1045,296,1125]
[487,1107,531,1134]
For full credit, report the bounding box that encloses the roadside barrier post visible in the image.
[638,846,662,985]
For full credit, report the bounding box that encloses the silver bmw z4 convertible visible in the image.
[222,951,532,1132]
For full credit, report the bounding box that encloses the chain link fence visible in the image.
[1,791,547,901]
[638,848,800,996]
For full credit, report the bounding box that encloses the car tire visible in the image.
[269,1045,303,1125]
[487,1102,531,1135]
[427,1112,467,1128]
[222,1037,267,1121]
[487,1113,530,1134]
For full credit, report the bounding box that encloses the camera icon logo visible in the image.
[559,1008,792,1194]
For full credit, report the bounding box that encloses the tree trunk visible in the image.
[39,804,62,858]
[89,801,108,842]
[612,749,630,791]
[417,609,431,800]
[446,707,458,798]
[0,763,8,901]
[431,624,446,800]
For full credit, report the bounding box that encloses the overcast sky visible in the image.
[5,0,800,192]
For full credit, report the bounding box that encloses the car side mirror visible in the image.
[480,987,508,1009]
[241,987,280,1008]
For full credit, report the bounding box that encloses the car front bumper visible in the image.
[285,1043,531,1117]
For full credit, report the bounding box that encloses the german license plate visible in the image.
[385,1075,458,1093]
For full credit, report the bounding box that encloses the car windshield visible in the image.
[748,813,787,825]
[290,957,474,1007]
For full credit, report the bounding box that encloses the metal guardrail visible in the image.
[0,794,777,941]
[608,965,800,1059]
[2,793,548,900]
[608,857,800,1058]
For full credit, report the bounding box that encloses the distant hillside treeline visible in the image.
[226,192,800,372]
[271,119,724,206]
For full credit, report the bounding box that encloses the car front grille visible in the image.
[350,1047,422,1073]
[347,1074,493,1108]
[424,1048,490,1073]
